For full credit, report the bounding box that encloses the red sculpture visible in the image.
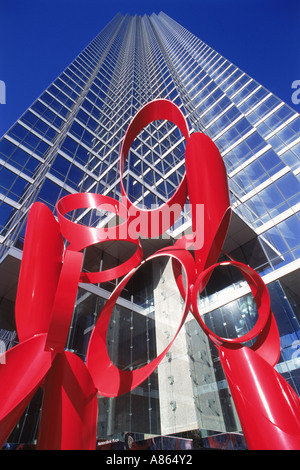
[0,99,300,450]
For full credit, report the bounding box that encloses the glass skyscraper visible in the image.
[1,12,300,448]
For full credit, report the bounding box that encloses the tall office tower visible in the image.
[1,12,300,447]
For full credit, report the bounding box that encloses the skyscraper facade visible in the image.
[0,12,300,447]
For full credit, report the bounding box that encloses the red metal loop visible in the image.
[56,193,143,283]
[86,246,196,397]
[119,99,189,238]
[191,260,281,366]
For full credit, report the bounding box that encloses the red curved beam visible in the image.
[191,260,279,354]
[119,99,189,238]
[0,334,54,448]
[15,202,64,343]
[37,352,98,450]
[191,260,300,449]
[184,132,231,278]
[86,246,196,397]
[45,250,83,353]
[56,193,143,284]
[220,344,300,449]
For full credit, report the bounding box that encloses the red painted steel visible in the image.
[37,352,98,450]
[0,334,54,448]
[185,133,231,278]
[86,246,196,397]
[191,260,300,449]
[1,99,300,450]
[192,260,279,352]
[57,193,143,283]
[220,344,300,450]
[0,203,97,450]
[45,250,83,353]
[119,99,189,238]
[15,202,64,342]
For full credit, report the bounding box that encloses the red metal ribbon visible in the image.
[56,193,143,284]
[119,99,189,238]
[86,246,196,397]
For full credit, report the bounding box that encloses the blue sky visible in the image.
[0,0,299,138]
